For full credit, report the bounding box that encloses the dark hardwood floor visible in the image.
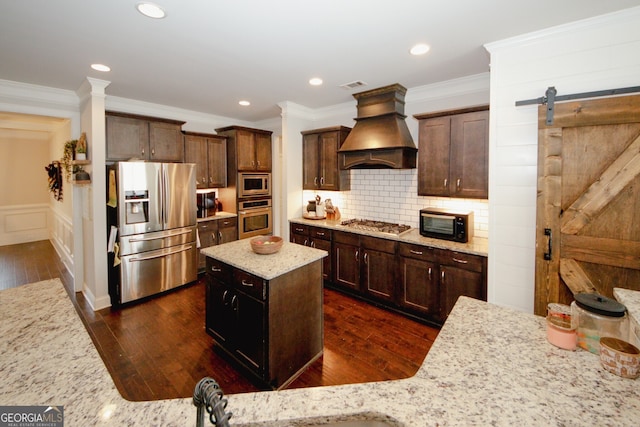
[1,240,440,401]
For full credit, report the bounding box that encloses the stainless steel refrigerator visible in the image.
[107,161,197,305]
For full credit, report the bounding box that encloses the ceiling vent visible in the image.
[340,80,367,90]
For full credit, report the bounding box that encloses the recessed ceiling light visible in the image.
[309,77,323,86]
[239,100,250,106]
[136,2,166,19]
[91,63,111,72]
[410,43,430,56]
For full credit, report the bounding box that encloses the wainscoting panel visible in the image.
[0,204,50,246]
[50,208,73,276]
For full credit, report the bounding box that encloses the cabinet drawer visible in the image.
[438,251,486,273]
[360,235,396,254]
[234,269,267,300]
[217,217,237,228]
[206,258,232,283]
[398,243,438,261]
[334,230,359,245]
[309,226,331,240]
[291,224,309,235]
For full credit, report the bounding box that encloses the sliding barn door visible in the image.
[534,94,640,316]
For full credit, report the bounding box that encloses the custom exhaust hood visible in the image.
[338,83,417,169]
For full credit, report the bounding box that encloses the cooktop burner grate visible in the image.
[340,219,412,236]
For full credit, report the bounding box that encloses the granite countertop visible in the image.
[2,280,638,426]
[614,287,640,348]
[290,217,488,257]
[201,239,327,280]
[197,211,237,223]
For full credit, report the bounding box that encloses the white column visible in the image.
[75,77,111,309]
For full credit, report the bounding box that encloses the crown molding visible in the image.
[0,79,79,115]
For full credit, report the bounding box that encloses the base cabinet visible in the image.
[290,224,332,281]
[197,217,237,272]
[205,256,323,389]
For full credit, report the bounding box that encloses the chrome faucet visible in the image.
[193,377,233,427]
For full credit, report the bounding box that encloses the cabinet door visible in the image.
[418,116,451,196]
[149,121,184,162]
[334,241,360,291]
[254,132,272,171]
[234,291,266,373]
[236,130,255,171]
[205,277,233,345]
[302,133,320,189]
[450,110,488,198]
[399,256,439,316]
[184,135,208,188]
[106,115,148,161]
[310,237,331,281]
[318,131,340,190]
[362,249,396,303]
[207,137,227,187]
[217,217,238,244]
[197,221,218,270]
[439,264,485,321]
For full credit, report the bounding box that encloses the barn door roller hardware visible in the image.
[516,85,640,125]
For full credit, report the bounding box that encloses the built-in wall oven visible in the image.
[238,198,272,239]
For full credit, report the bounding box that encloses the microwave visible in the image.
[238,172,271,198]
[419,208,474,243]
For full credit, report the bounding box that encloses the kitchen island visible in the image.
[201,239,328,389]
[1,279,638,426]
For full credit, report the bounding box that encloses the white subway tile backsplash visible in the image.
[303,168,489,237]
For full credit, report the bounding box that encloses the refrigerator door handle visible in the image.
[127,229,193,243]
[129,245,192,262]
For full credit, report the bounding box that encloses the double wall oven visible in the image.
[237,172,273,239]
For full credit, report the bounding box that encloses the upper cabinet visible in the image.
[216,126,272,172]
[415,106,489,199]
[184,132,227,188]
[106,112,185,162]
[301,126,351,191]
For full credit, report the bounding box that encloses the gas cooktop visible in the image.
[340,219,412,236]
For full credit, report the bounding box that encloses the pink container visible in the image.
[547,303,577,351]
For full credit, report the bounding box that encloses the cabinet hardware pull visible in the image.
[310,241,315,248]
[314,177,318,186]
[544,228,552,260]
[452,257,468,264]
[257,160,260,166]
[211,266,222,272]
[317,232,325,236]
[142,148,145,156]
[443,178,448,188]
[410,249,423,255]
[218,231,222,241]
[241,280,254,287]
[231,294,238,311]
[211,233,216,243]
[304,239,308,246]
[151,148,155,156]
[209,177,213,184]
[441,270,446,282]
[456,178,461,190]
[355,250,359,262]
[364,253,368,264]
[222,290,229,304]
[428,267,432,281]
[295,227,304,232]
[320,177,325,185]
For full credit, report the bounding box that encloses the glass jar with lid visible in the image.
[571,293,629,354]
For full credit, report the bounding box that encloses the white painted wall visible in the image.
[485,7,640,313]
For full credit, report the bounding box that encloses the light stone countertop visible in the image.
[614,287,640,348]
[197,211,237,223]
[201,238,327,280]
[290,217,488,257]
[1,279,638,426]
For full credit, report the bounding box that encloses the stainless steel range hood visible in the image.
[338,83,417,169]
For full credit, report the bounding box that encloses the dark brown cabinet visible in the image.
[289,224,332,281]
[415,106,489,199]
[205,256,323,389]
[106,112,185,162]
[184,132,227,188]
[301,126,351,191]
[197,217,237,271]
[333,231,360,292]
[437,249,486,321]
[216,126,272,172]
[398,243,440,318]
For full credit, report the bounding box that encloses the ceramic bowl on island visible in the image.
[250,235,283,254]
